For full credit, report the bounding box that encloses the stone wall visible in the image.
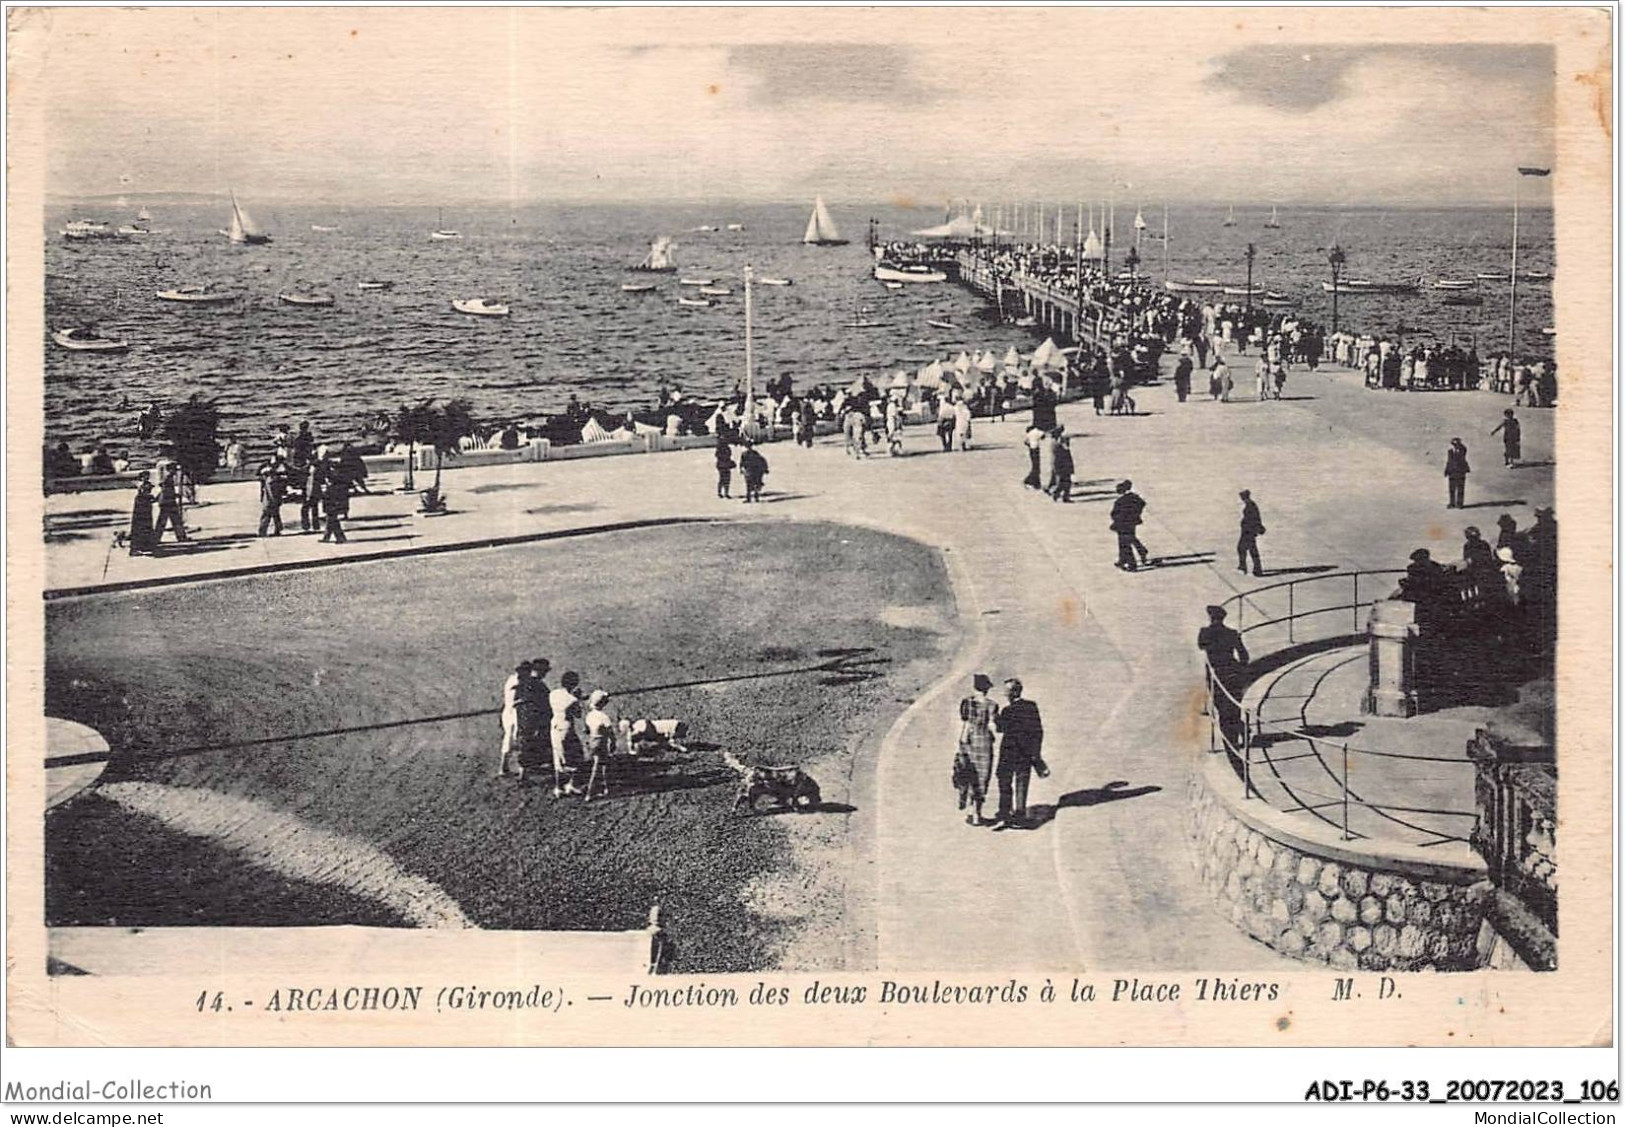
[1187,758,1490,971]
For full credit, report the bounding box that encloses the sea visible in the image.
[42,200,1553,461]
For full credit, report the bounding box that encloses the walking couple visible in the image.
[953,674,1049,829]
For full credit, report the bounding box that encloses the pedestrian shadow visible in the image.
[1149,552,1216,569]
[757,492,812,504]
[350,534,419,545]
[754,800,858,817]
[1069,490,1118,503]
[1462,499,1526,509]
[1513,460,1555,469]
[523,503,602,516]
[1017,780,1164,828]
[469,482,543,495]
[1275,395,1318,402]
[1259,564,1337,577]
[153,534,260,557]
[345,512,412,523]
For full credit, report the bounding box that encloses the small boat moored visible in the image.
[1433,279,1477,290]
[1164,278,1226,294]
[621,282,659,294]
[1475,272,1509,282]
[881,281,904,291]
[698,286,732,296]
[873,262,947,284]
[677,296,714,308]
[452,298,509,317]
[679,277,714,287]
[757,277,793,287]
[279,291,336,307]
[926,319,956,330]
[1319,276,1422,295]
[156,286,237,305]
[358,280,394,291]
[53,327,130,353]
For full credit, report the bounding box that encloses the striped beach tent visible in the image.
[579,416,612,443]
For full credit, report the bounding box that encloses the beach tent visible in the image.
[1030,338,1059,368]
[580,416,612,443]
[917,360,945,389]
[976,350,997,373]
[889,370,911,390]
[953,351,972,373]
[1002,346,1022,370]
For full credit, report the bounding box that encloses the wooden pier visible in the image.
[954,251,1122,350]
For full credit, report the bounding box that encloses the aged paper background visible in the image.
[5,5,1614,1049]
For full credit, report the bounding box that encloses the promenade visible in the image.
[41,350,1555,971]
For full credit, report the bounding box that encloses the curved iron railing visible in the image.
[1202,568,1477,843]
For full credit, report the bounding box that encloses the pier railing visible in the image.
[1202,569,1477,844]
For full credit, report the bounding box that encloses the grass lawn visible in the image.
[45,520,959,972]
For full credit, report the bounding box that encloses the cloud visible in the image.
[1206,43,1554,114]
[727,43,941,107]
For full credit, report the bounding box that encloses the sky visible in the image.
[23,7,1559,208]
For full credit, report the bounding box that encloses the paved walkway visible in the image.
[42,351,1554,971]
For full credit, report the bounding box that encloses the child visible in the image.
[714,437,735,499]
[583,690,616,802]
[1050,431,1074,502]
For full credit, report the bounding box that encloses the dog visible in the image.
[111,530,129,550]
[720,750,821,814]
[617,718,690,757]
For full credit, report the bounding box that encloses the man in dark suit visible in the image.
[993,678,1047,827]
[1110,480,1150,571]
[1197,606,1250,751]
[1444,438,1470,509]
[1237,489,1265,576]
[1030,377,1057,433]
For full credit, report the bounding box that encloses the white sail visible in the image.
[804,197,844,244]
[228,191,267,243]
[1133,208,1147,231]
[137,207,152,222]
[1082,227,1103,260]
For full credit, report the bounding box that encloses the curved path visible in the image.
[41,349,1554,971]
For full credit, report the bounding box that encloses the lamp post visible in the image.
[1328,244,1346,335]
[1125,245,1141,286]
[1244,242,1257,313]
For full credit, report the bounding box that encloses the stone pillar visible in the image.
[1365,598,1419,717]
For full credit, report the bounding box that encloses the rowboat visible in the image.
[677,297,713,308]
[156,286,237,305]
[452,298,509,317]
[1475,272,1509,282]
[621,282,659,294]
[115,225,149,237]
[926,319,956,330]
[679,277,714,287]
[1523,270,1552,281]
[873,262,947,284]
[279,291,336,306]
[1319,276,1422,295]
[1433,279,1476,290]
[725,223,745,231]
[357,280,394,291]
[61,220,120,241]
[1164,278,1226,294]
[311,224,341,232]
[757,277,792,286]
[1223,284,1264,297]
[881,281,904,291]
[1260,292,1298,307]
[698,286,732,296]
[53,327,130,353]
[1540,326,1556,336]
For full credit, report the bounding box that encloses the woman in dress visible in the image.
[127,471,155,556]
[954,674,1000,825]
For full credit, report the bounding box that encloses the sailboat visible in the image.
[1263,206,1281,230]
[137,207,152,223]
[429,208,461,240]
[632,236,678,273]
[803,196,848,246]
[226,191,271,245]
[1221,205,1236,228]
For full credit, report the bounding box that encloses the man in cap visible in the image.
[516,659,553,782]
[992,678,1048,828]
[1109,480,1150,571]
[1237,490,1265,576]
[1444,438,1470,509]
